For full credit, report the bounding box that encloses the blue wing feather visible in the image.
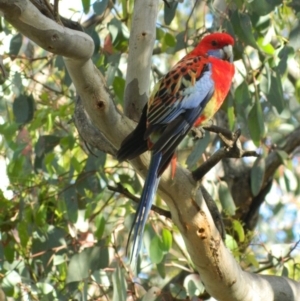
[148,62,214,125]
[128,152,162,262]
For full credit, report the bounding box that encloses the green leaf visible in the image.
[13,71,22,91]
[85,26,101,54]
[7,156,25,183]
[222,18,236,41]
[282,265,289,277]
[164,32,176,47]
[277,46,294,75]
[245,253,259,268]
[35,203,47,227]
[288,0,300,13]
[249,0,281,16]
[186,132,210,169]
[268,72,285,114]
[112,266,127,301]
[160,229,172,252]
[257,37,275,55]
[85,151,107,171]
[64,68,72,87]
[4,242,14,263]
[82,0,91,14]
[75,152,105,196]
[234,81,252,120]
[251,156,265,197]
[156,262,166,279]
[113,76,125,104]
[67,246,109,283]
[2,270,21,296]
[225,234,238,252]
[93,0,109,15]
[164,1,178,25]
[218,181,236,216]
[76,170,101,197]
[95,214,106,239]
[150,236,164,264]
[232,220,245,242]
[32,226,67,272]
[9,33,22,59]
[248,100,265,146]
[36,282,54,295]
[173,31,188,52]
[17,220,30,248]
[231,10,258,49]
[107,18,129,47]
[13,94,35,124]
[156,27,165,41]
[55,55,64,70]
[222,93,235,130]
[289,23,300,52]
[35,135,61,157]
[63,186,78,223]
[276,150,289,164]
[170,283,187,299]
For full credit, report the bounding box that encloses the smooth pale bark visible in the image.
[1,1,299,301]
[124,0,159,120]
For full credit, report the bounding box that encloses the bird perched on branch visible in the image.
[117,32,235,261]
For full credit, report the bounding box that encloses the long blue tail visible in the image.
[127,152,162,262]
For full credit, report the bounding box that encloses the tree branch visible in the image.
[227,127,300,229]
[192,128,258,181]
[124,0,159,120]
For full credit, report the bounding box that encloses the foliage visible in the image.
[0,0,299,300]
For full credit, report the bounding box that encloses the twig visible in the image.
[162,0,170,8]
[184,0,201,49]
[192,128,258,181]
[254,239,300,274]
[107,183,172,219]
[202,125,235,141]
[53,0,62,24]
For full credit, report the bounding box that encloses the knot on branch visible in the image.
[96,100,105,110]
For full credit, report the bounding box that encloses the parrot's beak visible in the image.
[223,45,233,63]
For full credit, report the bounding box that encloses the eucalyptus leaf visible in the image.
[251,156,265,197]
[13,94,35,124]
[67,246,109,283]
[218,181,236,216]
[112,266,127,301]
[231,10,258,49]
[150,236,164,264]
[9,33,22,59]
[82,0,90,14]
[164,1,178,25]
[160,229,172,252]
[248,100,265,146]
[186,132,210,169]
[93,0,109,15]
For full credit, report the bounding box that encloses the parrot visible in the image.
[117,32,235,261]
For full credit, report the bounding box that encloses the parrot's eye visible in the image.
[211,40,218,46]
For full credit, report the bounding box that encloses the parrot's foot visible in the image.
[191,126,205,140]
